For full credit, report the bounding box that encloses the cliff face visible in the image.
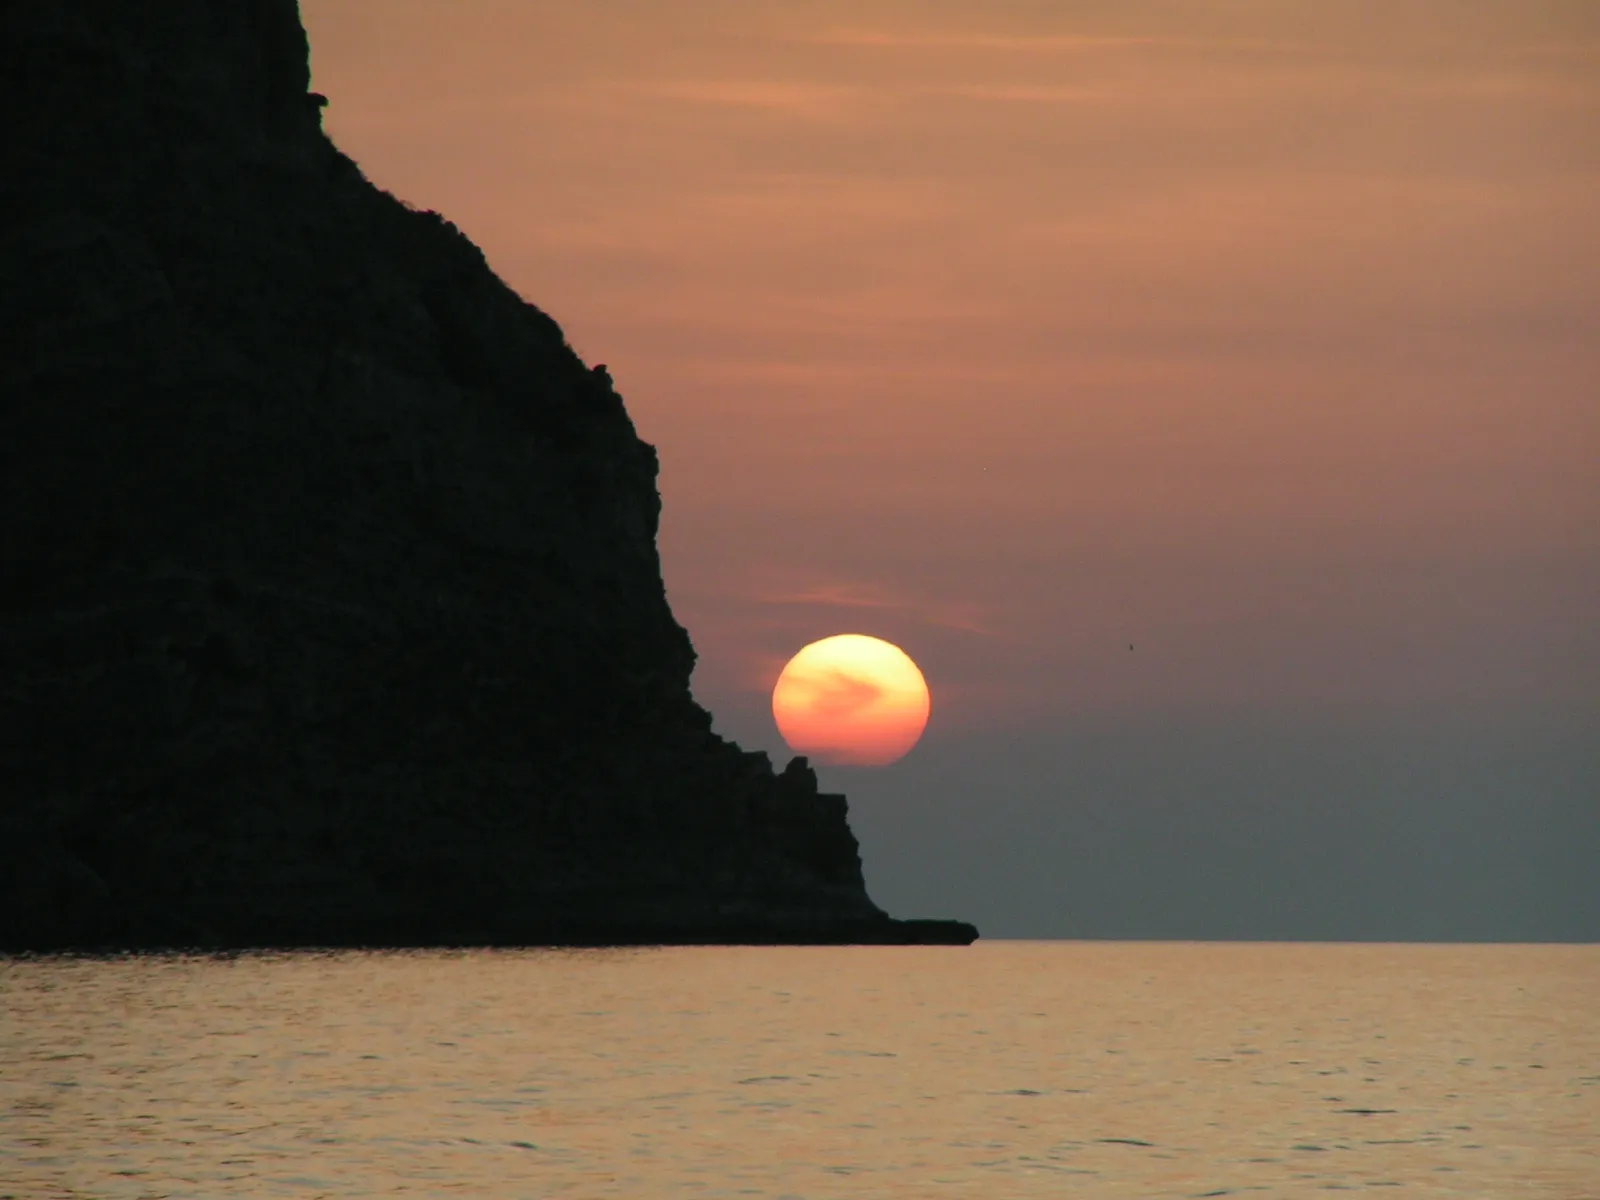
[0,1,974,948]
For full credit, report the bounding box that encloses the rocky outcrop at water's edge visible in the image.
[0,1,975,950]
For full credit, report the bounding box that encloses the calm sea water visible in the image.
[2,943,1594,1198]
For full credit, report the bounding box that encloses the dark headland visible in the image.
[0,1,975,951]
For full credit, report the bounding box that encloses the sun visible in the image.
[772,634,931,766]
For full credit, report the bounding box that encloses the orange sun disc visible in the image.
[771,634,930,766]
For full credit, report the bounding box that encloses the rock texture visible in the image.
[0,1,974,949]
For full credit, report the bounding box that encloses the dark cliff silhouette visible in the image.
[0,1,974,949]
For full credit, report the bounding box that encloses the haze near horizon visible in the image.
[302,0,1598,940]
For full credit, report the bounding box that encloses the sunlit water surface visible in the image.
[3,943,1595,1198]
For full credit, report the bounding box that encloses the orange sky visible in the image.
[302,1,1598,758]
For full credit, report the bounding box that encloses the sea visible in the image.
[3,942,1594,1198]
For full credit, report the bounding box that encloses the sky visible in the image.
[301,0,1598,940]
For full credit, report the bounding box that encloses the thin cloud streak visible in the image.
[791,31,1288,54]
[758,582,995,638]
[611,79,864,117]
[761,584,899,610]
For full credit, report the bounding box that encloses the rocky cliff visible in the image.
[0,0,974,949]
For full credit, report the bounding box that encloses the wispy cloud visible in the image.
[794,668,885,719]
[946,83,1114,104]
[758,581,994,636]
[792,30,1288,54]
[608,79,862,117]
[760,582,899,610]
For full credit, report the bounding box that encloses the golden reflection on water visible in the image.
[3,943,1595,1198]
